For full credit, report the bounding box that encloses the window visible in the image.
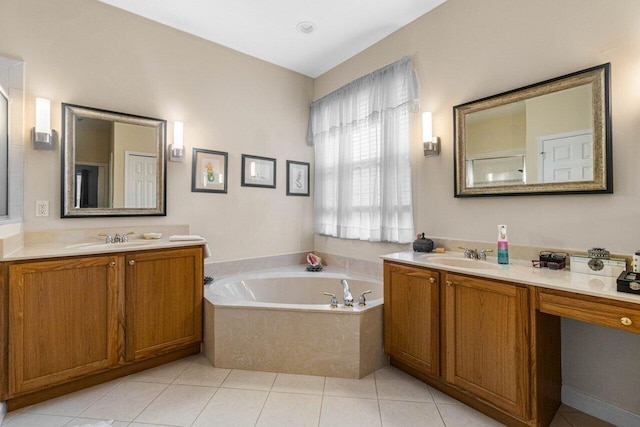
[307,57,417,243]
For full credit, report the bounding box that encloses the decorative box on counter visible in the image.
[570,255,626,277]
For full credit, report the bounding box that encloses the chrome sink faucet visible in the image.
[340,279,354,307]
[458,246,493,260]
[459,246,478,259]
[98,231,135,244]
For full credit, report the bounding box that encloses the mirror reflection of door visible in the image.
[124,152,157,208]
[538,130,593,183]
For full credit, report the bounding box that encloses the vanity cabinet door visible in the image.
[444,273,530,419]
[8,256,121,395]
[384,262,440,376]
[125,247,203,362]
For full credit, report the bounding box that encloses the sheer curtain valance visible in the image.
[307,56,418,243]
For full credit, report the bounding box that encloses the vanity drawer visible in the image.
[538,289,640,334]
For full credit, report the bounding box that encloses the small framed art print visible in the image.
[191,148,228,193]
[241,154,276,188]
[286,160,310,196]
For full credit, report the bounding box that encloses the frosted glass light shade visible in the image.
[173,121,184,149]
[35,97,51,134]
[422,112,433,143]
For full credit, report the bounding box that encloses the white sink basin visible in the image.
[65,240,154,250]
[421,256,502,271]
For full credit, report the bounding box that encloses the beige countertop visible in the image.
[381,251,640,305]
[1,237,207,261]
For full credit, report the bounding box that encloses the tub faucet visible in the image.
[341,279,354,307]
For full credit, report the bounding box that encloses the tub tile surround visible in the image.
[205,251,384,281]
[1,354,612,427]
[204,301,387,379]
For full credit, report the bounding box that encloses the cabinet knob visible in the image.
[109,261,116,267]
[446,280,452,287]
[429,278,436,284]
[621,317,633,326]
[128,260,135,266]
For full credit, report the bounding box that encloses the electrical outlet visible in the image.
[36,200,49,217]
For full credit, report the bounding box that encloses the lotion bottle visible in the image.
[497,224,509,264]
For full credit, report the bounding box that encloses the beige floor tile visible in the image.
[272,373,325,395]
[24,379,122,417]
[376,377,433,402]
[2,413,72,427]
[133,384,217,426]
[557,404,581,413]
[324,374,377,399]
[66,418,128,427]
[79,381,167,422]
[549,412,573,427]
[374,365,417,382]
[256,392,322,427]
[559,411,616,427]
[129,424,179,427]
[437,403,506,427]
[428,385,460,404]
[173,356,231,387]
[192,388,268,427]
[379,400,444,427]
[319,396,381,427]
[126,356,195,384]
[221,369,276,391]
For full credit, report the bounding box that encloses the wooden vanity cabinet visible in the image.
[125,247,203,361]
[7,255,121,395]
[2,245,203,409]
[384,262,440,376]
[384,260,560,427]
[444,273,530,419]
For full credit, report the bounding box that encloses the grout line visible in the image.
[374,371,384,427]
[188,386,220,427]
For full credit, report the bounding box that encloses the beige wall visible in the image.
[0,0,314,262]
[314,0,640,259]
[312,0,640,418]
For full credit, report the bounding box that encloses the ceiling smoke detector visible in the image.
[296,21,315,34]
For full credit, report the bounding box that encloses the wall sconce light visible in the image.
[169,121,184,162]
[32,97,57,150]
[422,112,440,157]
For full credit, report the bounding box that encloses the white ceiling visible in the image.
[98,0,447,78]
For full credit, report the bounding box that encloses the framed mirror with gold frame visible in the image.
[453,63,611,197]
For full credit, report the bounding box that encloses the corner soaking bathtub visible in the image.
[202,267,387,378]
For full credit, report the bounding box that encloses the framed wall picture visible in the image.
[191,148,228,193]
[286,160,310,196]
[241,154,276,188]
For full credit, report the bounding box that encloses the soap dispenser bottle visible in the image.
[497,224,509,265]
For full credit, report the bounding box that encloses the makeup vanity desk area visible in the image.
[381,252,640,427]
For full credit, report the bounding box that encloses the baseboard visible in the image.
[562,386,640,427]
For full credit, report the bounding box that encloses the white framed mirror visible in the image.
[61,104,166,217]
[454,63,611,197]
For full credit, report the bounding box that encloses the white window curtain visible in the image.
[307,56,418,243]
